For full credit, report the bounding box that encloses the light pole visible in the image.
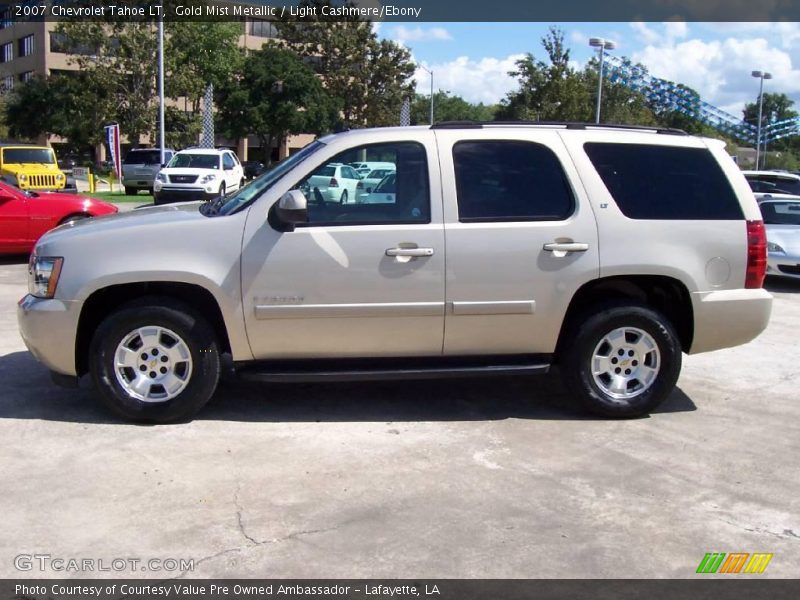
[157,17,165,165]
[420,65,434,124]
[752,70,772,170]
[589,37,616,124]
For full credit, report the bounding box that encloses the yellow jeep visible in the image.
[0,144,68,191]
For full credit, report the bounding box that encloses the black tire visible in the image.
[59,213,90,226]
[559,303,682,418]
[89,298,220,423]
[219,183,226,198]
[340,190,348,204]
[124,186,137,195]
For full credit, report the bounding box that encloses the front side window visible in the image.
[453,140,574,222]
[292,142,429,226]
[585,143,744,220]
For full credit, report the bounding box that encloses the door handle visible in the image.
[543,242,589,253]
[386,247,435,258]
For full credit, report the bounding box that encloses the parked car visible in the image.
[356,167,395,201]
[758,197,800,280]
[349,161,395,176]
[361,172,396,204]
[243,160,265,180]
[743,170,800,195]
[0,143,70,192]
[302,162,361,204]
[153,148,244,205]
[122,148,175,195]
[18,122,772,423]
[0,180,117,253]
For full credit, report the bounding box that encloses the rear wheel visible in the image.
[89,299,220,423]
[560,303,681,418]
[124,186,137,195]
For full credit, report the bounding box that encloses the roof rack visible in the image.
[430,120,688,136]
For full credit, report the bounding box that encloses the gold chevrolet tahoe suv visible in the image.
[1,143,68,191]
[17,123,773,423]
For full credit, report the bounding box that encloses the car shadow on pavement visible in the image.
[0,350,696,425]
[765,276,800,293]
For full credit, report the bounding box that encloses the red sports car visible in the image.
[0,181,117,253]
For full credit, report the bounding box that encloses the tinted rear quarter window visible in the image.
[584,143,743,220]
[453,140,574,222]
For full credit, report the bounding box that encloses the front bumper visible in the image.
[153,188,218,205]
[17,294,80,376]
[689,288,773,354]
[766,252,800,279]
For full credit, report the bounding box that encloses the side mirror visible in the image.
[271,190,308,231]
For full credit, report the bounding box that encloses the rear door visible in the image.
[435,128,600,355]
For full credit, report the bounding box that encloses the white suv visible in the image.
[153,148,244,205]
[18,122,772,423]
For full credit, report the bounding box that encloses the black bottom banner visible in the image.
[3,579,800,600]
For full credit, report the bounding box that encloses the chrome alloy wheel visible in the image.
[591,327,661,401]
[113,326,193,402]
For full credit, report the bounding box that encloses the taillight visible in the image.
[329,177,339,187]
[745,220,767,289]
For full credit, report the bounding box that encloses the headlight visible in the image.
[155,172,167,183]
[18,174,28,183]
[200,173,217,184]
[56,173,65,181]
[28,256,64,299]
[767,241,785,253]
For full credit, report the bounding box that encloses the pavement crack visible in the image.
[234,483,260,546]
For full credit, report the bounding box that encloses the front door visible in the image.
[240,137,445,359]
[0,190,29,252]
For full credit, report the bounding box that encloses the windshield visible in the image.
[760,201,800,225]
[374,173,396,193]
[168,153,219,170]
[213,140,325,216]
[125,150,162,165]
[2,148,55,164]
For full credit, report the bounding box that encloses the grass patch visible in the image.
[88,191,154,203]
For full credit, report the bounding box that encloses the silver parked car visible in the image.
[759,197,800,280]
[122,148,174,195]
[18,123,772,423]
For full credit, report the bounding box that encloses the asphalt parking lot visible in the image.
[1,256,798,579]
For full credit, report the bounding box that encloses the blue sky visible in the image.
[377,22,800,117]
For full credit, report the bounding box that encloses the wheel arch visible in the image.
[75,282,233,376]
[555,275,694,360]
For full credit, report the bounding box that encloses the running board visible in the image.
[236,357,551,384]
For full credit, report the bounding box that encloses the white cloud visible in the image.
[630,21,690,46]
[391,26,453,44]
[414,54,525,105]
[632,36,800,117]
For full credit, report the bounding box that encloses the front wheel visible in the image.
[89,299,220,423]
[560,304,682,418]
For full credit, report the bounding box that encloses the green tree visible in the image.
[410,91,496,125]
[496,28,591,121]
[54,21,158,146]
[216,45,336,165]
[277,0,415,128]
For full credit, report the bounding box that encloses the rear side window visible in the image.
[452,140,574,222]
[584,143,743,220]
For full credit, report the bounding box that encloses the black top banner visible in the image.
[3,0,800,22]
